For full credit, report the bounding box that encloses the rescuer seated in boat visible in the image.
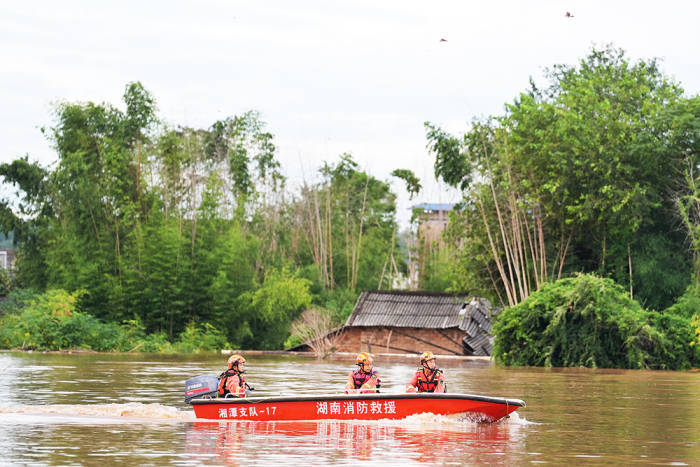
[405,351,446,393]
[345,352,381,394]
[217,354,251,398]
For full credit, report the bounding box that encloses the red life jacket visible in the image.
[352,368,380,389]
[218,370,247,397]
[415,368,443,393]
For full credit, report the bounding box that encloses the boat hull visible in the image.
[190,393,525,423]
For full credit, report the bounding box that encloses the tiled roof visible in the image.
[345,290,467,329]
[460,297,500,356]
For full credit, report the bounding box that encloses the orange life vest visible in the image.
[217,370,247,398]
[352,368,380,389]
[415,368,443,393]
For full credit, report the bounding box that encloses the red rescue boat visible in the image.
[189,393,525,423]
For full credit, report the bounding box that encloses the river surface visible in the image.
[0,351,697,465]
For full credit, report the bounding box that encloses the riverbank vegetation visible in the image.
[424,46,700,369]
[0,289,229,352]
[1,46,698,367]
[0,85,399,351]
[493,274,699,369]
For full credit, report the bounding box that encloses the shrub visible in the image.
[0,289,230,353]
[138,332,175,353]
[173,322,230,353]
[656,285,700,368]
[0,289,85,350]
[692,314,700,359]
[664,284,700,320]
[287,307,338,357]
[493,273,695,369]
[0,269,14,296]
[0,288,37,316]
[645,312,697,370]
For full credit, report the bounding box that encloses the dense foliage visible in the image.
[424,46,696,310]
[1,47,699,368]
[412,47,699,369]
[0,232,12,249]
[493,274,697,369]
[0,84,402,350]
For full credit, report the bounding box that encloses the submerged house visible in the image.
[333,290,498,356]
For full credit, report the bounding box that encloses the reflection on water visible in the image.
[184,415,528,465]
[0,351,698,465]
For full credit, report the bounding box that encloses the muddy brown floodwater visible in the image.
[0,351,697,465]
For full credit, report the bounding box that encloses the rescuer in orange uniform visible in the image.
[405,351,446,393]
[345,352,381,393]
[218,354,250,398]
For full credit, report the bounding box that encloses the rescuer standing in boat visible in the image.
[405,351,446,393]
[345,352,381,393]
[218,354,250,398]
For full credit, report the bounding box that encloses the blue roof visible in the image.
[411,203,455,212]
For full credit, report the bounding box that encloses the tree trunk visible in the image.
[628,244,633,299]
[477,198,515,306]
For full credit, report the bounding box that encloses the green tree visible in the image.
[0,157,50,287]
[427,46,692,308]
[391,169,422,199]
[241,268,312,349]
[35,82,159,319]
[1,83,407,351]
[296,154,403,292]
[670,97,700,287]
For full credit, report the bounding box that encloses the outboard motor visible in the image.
[184,375,219,403]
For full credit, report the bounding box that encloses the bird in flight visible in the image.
[565,11,574,18]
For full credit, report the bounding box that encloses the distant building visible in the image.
[0,250,15,270]
[408,203,455,289]
[412,203,454,245]
[332,290,498,356]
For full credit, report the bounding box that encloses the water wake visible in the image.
[0,404,530,428]
[0,403,195,421]
[349,410,532,431]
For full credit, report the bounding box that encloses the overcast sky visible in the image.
[2,1,700,226]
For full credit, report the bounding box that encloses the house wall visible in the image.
[0,250,15,269]
[334,326,465,355]
[417,208,451,246]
